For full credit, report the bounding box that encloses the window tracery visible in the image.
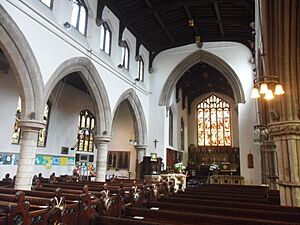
[77,110,95,152]
[197,94,231,146]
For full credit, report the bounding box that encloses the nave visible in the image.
[0,177,299,225]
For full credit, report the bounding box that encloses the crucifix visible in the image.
[153,139,158,149]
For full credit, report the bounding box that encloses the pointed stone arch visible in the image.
[113,89,147,145]
[0,5,44,119]
[44,57,111,136]
[159,49,245,106]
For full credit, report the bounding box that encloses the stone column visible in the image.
[260,141,279,190]
[269,122,300,206]
[94,135,111,182]
[261,0,300,206]
[134,144,147,179]
[15,120,45,190]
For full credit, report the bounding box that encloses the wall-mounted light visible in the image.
[251,75,285,100]
[63,22,71,28]
[254,124,269,144]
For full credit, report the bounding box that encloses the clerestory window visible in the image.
[120,41,129,70]
[137,57,144,82]
[100,22,112,55]
[40,0,53,8]
[70,0,88,35]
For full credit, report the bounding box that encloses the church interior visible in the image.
[0,0,299,224]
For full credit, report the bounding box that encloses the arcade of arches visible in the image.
[0,0,299,207]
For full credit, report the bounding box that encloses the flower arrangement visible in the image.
[174,162,186,174]
[209,164,220,175]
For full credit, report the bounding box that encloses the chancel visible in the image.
[0,0,299,224]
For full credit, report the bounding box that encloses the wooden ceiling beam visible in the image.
[144,0,175,42]
[214,2,224,38]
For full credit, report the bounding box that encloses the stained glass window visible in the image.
[197,95,231,146]
[12,98,51,146]
[70,0,88,35]
[12,97,22,144]
[37,102,51,147]
[77,110,95,152]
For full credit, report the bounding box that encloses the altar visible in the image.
[208,175,244,185]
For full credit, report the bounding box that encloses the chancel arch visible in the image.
[169,57,242,178]
[159,49,245,107]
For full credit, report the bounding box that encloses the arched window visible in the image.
[169,108,173,146]
[119,41,129,70]
[12,98,51,146]
[37,102,51,147]
[40,0,53,9]
[12,97,22,144]
[70,0,88,35]
[197,94,231,146]
[181,118,184,150]
[77,110,95,152]
[40,0,53,8]
[100,22,112,55]
[137,57,144,82]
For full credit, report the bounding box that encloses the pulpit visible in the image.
[142,156,163,176]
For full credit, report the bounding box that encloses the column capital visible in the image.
[94,135,112,144]
[134,144,147,150]
[269,121,300,136]
[18,119,45,132]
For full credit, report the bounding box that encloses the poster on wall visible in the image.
[52,156,60,166]
[60,157,68,166]
[44,156,52,169]
[35,155,52,169]
[34,155,75,170]
[67,157,75,172]
[13,154,19,165]
[68,157,75,166]
[0,153,13,165]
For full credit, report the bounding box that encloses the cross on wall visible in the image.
[154,139,158,148]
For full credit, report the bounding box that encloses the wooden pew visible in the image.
[172,192,276,204]
[0,187,80,225]
[92,215,167,225]
[160,196,300,213]
[145,201,300,223]
[122,205,298,225]
[0,191,50,225]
